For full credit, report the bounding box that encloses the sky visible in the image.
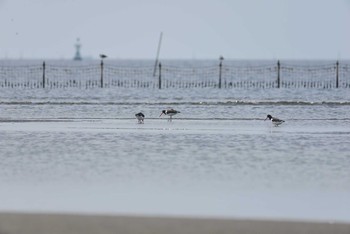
[0,0,349,60]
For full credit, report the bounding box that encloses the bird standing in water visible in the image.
[265,114,285,127]
[159,109,180,122]
[135,112,145,124]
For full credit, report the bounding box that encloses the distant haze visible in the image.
[0,0,349,60]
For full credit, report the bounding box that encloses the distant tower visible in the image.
[73,38,82,61]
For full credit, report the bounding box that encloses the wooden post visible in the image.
[100,60,104,88]
[42,61,46,88]
[158,62,162,89]
[277,60,280,88]
[219,61,222,89]
[219,56,224,89]
[336,60,339,88]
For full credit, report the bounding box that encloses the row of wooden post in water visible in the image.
[0,60,348,89]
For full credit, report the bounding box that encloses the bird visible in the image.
[159,109,180,122]
[135,112,145,124]
[99,54,107,59]
[265,114,285,127]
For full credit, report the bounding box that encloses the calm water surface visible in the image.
[0,88,350,221]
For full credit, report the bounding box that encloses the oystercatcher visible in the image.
[265,114,285,127]
[159,109,180,122]
[135,112,145,124]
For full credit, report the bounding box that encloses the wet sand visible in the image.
[0,212,349,234]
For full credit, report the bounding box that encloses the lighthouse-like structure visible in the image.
[73,38,82,61]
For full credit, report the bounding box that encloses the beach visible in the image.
[1,212,350,234]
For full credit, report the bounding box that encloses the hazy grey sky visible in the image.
[0,0,349,60]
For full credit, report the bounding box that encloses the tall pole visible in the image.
[158,62,162,89]
[99,54,107,88]
[219,56,224,88]
[153,32,163,77]
[100,60,104,88]
[277,60,280,88]
[42,61,46,88]
[336,60,339,88]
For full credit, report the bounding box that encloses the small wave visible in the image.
[215,100,350,106]
[1,100,350,106]
[1,117,349,122]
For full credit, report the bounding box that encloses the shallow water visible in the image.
[0,87,350,221]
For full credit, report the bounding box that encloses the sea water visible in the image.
[0,75,350,221]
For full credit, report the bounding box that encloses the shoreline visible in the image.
[0,212,349,234]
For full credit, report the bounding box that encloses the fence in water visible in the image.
[0,60,349,89]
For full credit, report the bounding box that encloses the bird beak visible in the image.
[159,113,163,117]
[264,117,268,121]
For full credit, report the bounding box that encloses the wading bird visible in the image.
[265,114,285,127]
[159,109,180,122]
[135,112,145,124]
